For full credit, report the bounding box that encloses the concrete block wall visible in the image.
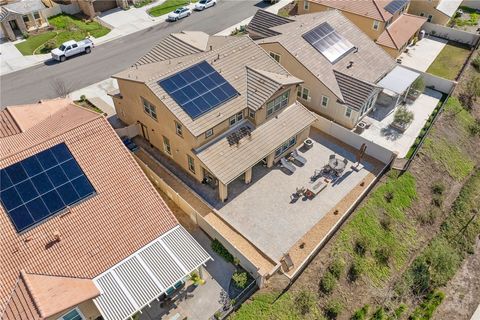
[422,22,480,46]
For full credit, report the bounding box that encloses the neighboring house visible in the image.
[111,31,317,202]
[296,0,427,57]
[73,0,127,18]
[248,10,397,129]
[408,0,463,25]
[0,0,49,41]
[0,99,211,320]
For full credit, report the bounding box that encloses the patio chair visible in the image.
[291,150,307,165]
[280,157,296,173]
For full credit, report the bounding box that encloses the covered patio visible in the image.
[376,66,421,107]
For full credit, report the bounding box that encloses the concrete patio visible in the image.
[139,229,236,320]
[359,88,443,158]
[398,36,448,72]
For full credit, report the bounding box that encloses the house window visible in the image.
[142,98,157,120]
[303,0,309,10]
[187,155,195,173]
[33,12,40,20]
[345,107,352,118]
[297,86,310,101]
[175,121,183,137]
[427,14,433,22]
[22,15,29,23]
[163,136,171,155]
[373,20,380,30]
[58,308,84,320]
[321,96,329,108]
[205,128,213,138]
[270,52,281,62]
[275,136,297,157]
[266,90,290,117]
[248,109,255,119]
[229,111,244,126]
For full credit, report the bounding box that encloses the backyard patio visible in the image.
[358,88,443,158]
[398,36,447,72]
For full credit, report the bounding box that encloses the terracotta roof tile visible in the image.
[0,99,178,318]
[0,109,21,138]
[376,13,426,49]
[308,0,393,21]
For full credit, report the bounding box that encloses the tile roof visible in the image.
[306,0,393,21]
[246,9,293,39]
[253,10,396,109]
[0,99,179,318]
[0,109,20,138]
[196,102,317,185]
[376,13,426,49]
[115,35,297,137]
[334,71,379,111]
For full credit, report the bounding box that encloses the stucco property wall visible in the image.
[422,21,480,46]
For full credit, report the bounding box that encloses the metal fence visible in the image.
[211,279,258,320]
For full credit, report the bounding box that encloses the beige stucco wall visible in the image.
[259,42,359,129]
[379,44,401,58]
[408,0,450,25]
[75,0,96,18]
[46,300,101,320]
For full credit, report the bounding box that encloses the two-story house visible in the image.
[248,10,403,129]
[111,32,317,202]
[296,0,427,57]
[408,0,463,25]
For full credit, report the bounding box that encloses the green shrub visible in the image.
[372,307,386,320]
[354,238,367,256]
[328,258,345,279]
[374,247,391,266]
[319,271,337,295]
[324,300,343,320]
[211,239,235,263]
[351,305,369,320]
[394,106,414,126]
[232,271,248,289]
[348,259,363,282]
[469,119,480,136]
[410,258,431,295]
[393,304,407,318]
[417,208,440,226]
[431,195,443,208]
[423,238,461,288]
[294,290,317,315]
[409,291,445,320]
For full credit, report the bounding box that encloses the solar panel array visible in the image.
[0,143,95,232]
[159,61,238,119]
[384,0,408,14]
[302,22,355,64]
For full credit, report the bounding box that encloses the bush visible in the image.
[324,300,343,320]
[319,271,337,295]
[211,239,235,263]
[354,238,367,256]
[410,258,431,295]
[417,208,440,226]
[380,215,392,231]
[231,271,248,289]
[431,182,445,195]
[384,191,394,203]
[394,304,407,318]
[423,238,461,288]
[294,290,317,315]
[469,119,480,136]
[371,307,386,320]
[328,258,345,279]
[351,305,369,320]
[409,291,445,320]
[472,54,480,72]
[43,39,57,52]
[348,259,363,282]
[374,247,391,266]
[431,195,443,208]
[394,106,414,126]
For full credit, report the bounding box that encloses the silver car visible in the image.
[167,7,192,21]
[195,0,216,10]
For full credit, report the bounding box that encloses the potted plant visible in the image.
[190,271,205,286]
[391,106,414,132]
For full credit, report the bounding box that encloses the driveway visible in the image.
[398,36,448,72]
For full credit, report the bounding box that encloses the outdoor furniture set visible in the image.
[280,150,307,174]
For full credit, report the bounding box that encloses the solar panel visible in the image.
[384,0,408,14]
[159,61,239,119]
[0,143,95,232]
[302,22,355,64]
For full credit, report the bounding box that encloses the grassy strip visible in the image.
[133,0,153,7]
[409,291,445,320]
[422,137,474,181]
[334,172,417,284]
[15,32,56,55]
[443,97,478,136]
[148,0,195,17]
[426,42,471,80]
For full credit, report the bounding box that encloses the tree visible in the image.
[393,106,414,126]
[50,78,73,98]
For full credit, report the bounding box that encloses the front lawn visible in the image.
[426,42,471,80]
[148,0,196,17]
[15,14,110,55]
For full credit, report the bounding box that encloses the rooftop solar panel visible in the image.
[0,143,95,232]
[302,22,355,64]
[159,61,239,120]
[384,0,408,14]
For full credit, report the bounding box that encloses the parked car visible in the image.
[194,0,216,11]
[51,39,94,62]
[167,7,192,21]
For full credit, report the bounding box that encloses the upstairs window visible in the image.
[345,107,352,118]
[175,121,183,137]
[163,136,171,155]
[187,155,195,173]
[304,0,309,10]
[142,98,157,120]
[267,91,290,117]
[205,128,213,138]
[229,111,244,126]
[270,52,281,62]
[58,308,84,320]
[321,96,329,108]
[373,20,380,30]
[297,86,310,101]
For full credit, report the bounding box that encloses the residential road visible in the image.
[0,0,269,107]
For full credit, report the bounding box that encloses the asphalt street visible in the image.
[0,0,269,107]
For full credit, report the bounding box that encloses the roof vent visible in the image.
[53,231,61,242]
[347,61,354,69]
[210,45,213,51]
[354,47,359,53]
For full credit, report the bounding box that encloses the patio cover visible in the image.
[377,66,420,95]
[93,225,211,320]
[436,0,463,17]
[196,102,317,185]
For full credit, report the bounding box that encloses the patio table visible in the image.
[328,158,346,172]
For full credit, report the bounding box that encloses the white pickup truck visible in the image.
[51,39,94,62]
